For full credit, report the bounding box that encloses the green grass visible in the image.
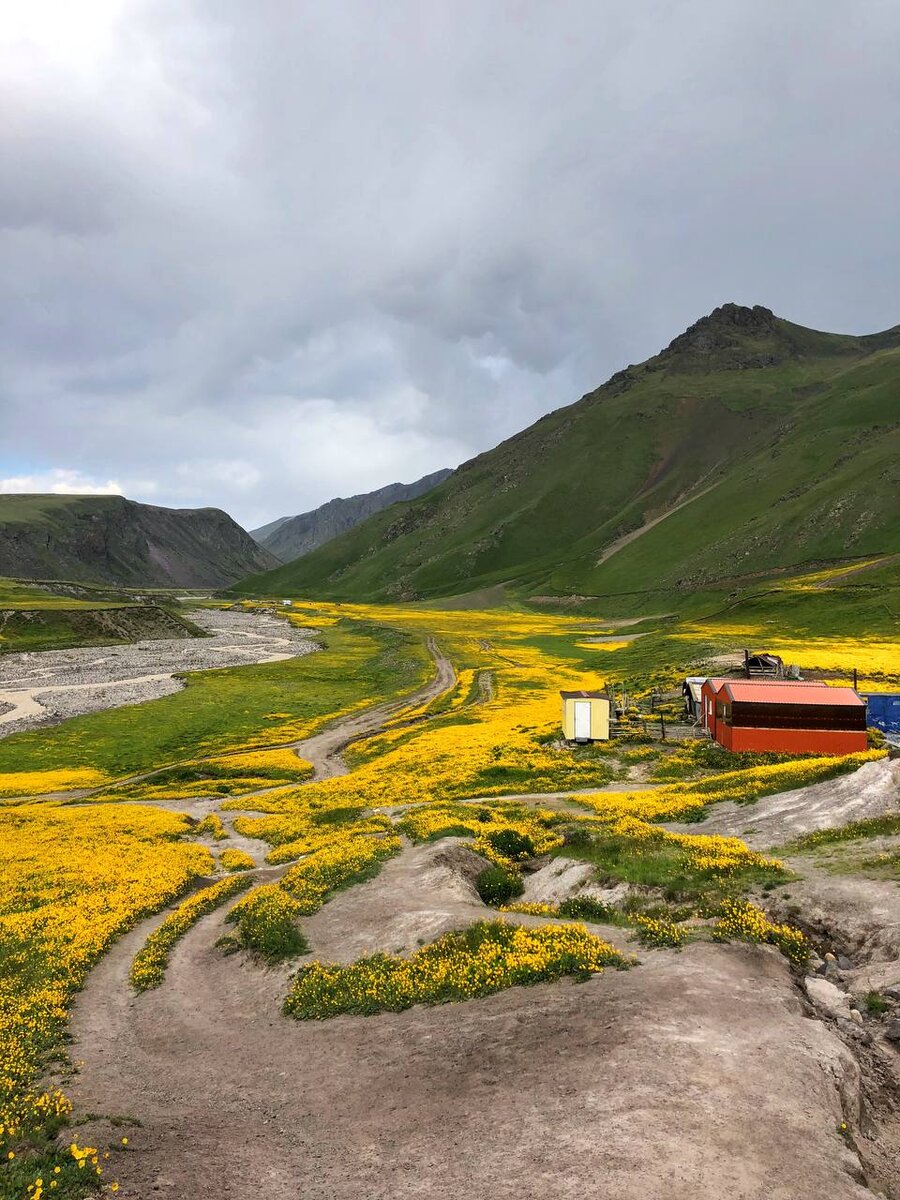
[0,619,431,779]
[0,601,202,653]
[558,825,785,906]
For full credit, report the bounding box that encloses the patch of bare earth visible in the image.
[68,836,885,1200]
[664,758,900,1194]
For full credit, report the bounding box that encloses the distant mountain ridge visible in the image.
[0,494,277,587]
[233,303,900,602]
[253,469,452,563]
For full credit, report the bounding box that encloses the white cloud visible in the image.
[0,470,124,496]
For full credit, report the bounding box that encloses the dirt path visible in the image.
[60,685,900,1196]
[69,838,881,1200]
[292,636,455,781]
[595,478,722,566]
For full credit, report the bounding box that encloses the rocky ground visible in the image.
[0,608,316,737]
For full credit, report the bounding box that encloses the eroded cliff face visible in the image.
[0,494,277,586]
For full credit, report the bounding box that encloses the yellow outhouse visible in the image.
[560,690,610,743]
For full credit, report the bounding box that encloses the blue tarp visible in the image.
[862,693,900,733]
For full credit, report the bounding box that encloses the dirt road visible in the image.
[294,636,455,781]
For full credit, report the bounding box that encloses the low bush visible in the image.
[630,913,689,948]
[195,812,228,840]
[712,899,807,965]
[219,848,255,872]
[220,884,309,961]
[475,865,524,906]
[558,895,618,923]
[485,828,535,861]
[865,990,892,1015]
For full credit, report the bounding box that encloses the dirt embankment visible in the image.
[667,759,900,849]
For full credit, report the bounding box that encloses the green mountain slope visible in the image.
[0,494,277,588]
[233,304,900,601]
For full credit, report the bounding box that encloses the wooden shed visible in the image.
[701,678,867,755]
[560,691,610,744]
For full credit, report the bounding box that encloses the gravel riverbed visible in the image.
[0,608,317,737]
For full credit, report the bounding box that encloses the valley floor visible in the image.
[2,590,900,1199]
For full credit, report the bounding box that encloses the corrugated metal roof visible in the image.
[720,681,864,707]
[560,690,607,700]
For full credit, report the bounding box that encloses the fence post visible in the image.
[660,711,666,741]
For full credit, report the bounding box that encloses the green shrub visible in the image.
[559,895,617,923]
[475,865,524,906]
[220,884,309,961]
[562,824,594,849]
[486,828,535,861]
[310,804,367,826]
[865,990,892,1015]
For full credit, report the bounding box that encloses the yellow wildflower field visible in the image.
[0,801,212,1145]
[1,588,890,1190]
[0,768,111,800]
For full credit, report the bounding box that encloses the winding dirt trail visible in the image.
[61,665,900,1198]
[68,841,878,1200]
[292,636,455,782]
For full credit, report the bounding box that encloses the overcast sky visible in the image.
[2,1,899,529]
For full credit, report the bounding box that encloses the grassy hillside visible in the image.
[0,494,277,589]
[233,304,900,603]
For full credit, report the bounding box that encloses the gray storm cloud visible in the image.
[1,0,899,528]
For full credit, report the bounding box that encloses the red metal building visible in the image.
[700,678,867,755]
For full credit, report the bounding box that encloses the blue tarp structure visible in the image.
[862,693,900,735]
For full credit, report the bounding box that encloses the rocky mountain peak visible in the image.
[657,303,783,368]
